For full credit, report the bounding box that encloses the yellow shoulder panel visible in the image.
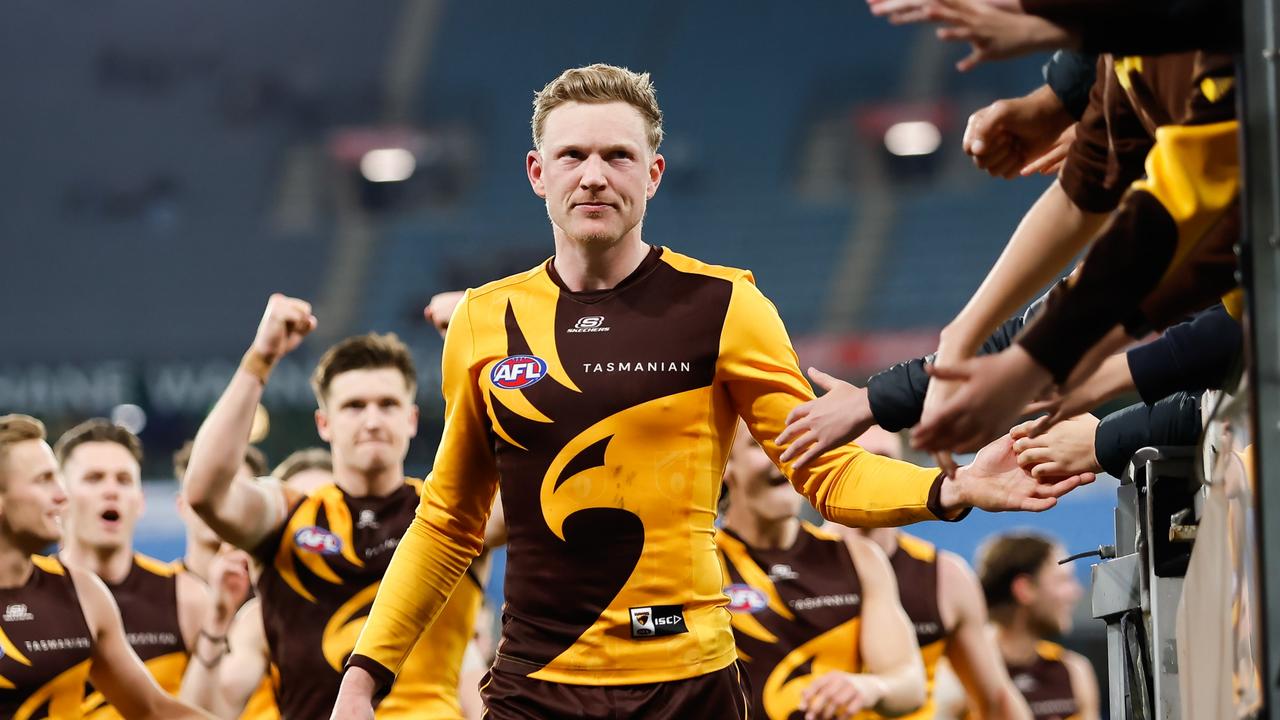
[658,247,753,284]
[1036,640,1065,662]
[133,553,177,578]
[895,533,937,563]
[30,555,65,575]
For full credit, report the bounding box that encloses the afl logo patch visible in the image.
[490,355,547,390]
[725,584,768,613]
[294,526,343,555]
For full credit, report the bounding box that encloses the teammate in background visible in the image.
[976,532,1100,720]
[0,415,214,720]
[180,448,335,719]
[272,447,334,496]
[829,428,1031,720]
[172,441,269,581]
[53,420,214,718]
[332,64,1090,720]
[717,422,926,719]
[183,324,491,719]
[175,441,279,720]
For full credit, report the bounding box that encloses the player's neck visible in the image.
[182,536,217,582]
[333,463,404,498]
[725,512,800,551]
[856,528,899,558]
[551,231,649,292]
[993,618,1041,666]
[0,543,34,589]
[60,537,134,585]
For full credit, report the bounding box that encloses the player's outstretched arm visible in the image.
[184,294,314,551]
[333,292,499,718]
[936,552,1032,720]
[803,535,925,717]
[69,568,217,720]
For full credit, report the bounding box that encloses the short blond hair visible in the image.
[0,414,47,485]
[532,63,664,153]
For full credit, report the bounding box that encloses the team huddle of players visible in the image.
[0,306,1097,720]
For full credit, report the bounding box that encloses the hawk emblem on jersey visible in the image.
[490,355,548,390]
[725,584,768,614]
[295,526,343,555]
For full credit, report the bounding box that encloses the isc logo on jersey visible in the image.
[725,584,768,614]
[295,526,343,555]
[490,355,547,390]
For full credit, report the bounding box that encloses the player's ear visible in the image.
[315,408,331,443]
[647,152,665,199]
[408,404,420,439]
[1011,574,1036,606]
[527,150,546,198]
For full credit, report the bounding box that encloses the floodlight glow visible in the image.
[360,148,416,182]
[884,121,942,157]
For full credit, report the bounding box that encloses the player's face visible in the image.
[528,101,664,248]
[725,427,801,522]
[285,467,333,496]
[317,368,418,476]
[0,440,68,551]
[1026,545,1083,636]
[63,442,145,551]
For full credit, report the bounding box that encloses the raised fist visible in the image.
[252,294,317,360]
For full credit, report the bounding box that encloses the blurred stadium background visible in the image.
[0,0,1116,698]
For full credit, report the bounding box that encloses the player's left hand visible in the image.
[800,671,887,720]
[912,345,1053,455]
[941,433,1094,513]
[208,547,252,628]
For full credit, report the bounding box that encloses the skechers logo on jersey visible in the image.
[567,316,611,334]
[491,355,547,390]
[295,526,343,555]
[629,605,688,638]
[725,584,768,614]
[581,361,692,373]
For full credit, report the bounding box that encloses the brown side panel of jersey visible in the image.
[110,556,185,663]
[889,541,946,650]
[1008,650,1079,720]
[0,560,94,719]
[490,260,732,675]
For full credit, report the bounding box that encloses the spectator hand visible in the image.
[1011,414,1102,479]
[962,85,1075,179]
[777,368,875,470]
[940,434,1094,513]
[912,345,1053,454]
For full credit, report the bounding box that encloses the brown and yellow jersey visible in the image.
[874,533,948,720]
[1007,642,1080,720]
[80,554,188,720]
[0,556,94,720]
[717,522,863,720]
[257,480,479,720]
[351,247,955,689]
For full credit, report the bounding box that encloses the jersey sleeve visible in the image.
[718,275,957,527]
[348,292,500,687]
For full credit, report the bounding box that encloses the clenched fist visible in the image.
[252,294,317,361]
